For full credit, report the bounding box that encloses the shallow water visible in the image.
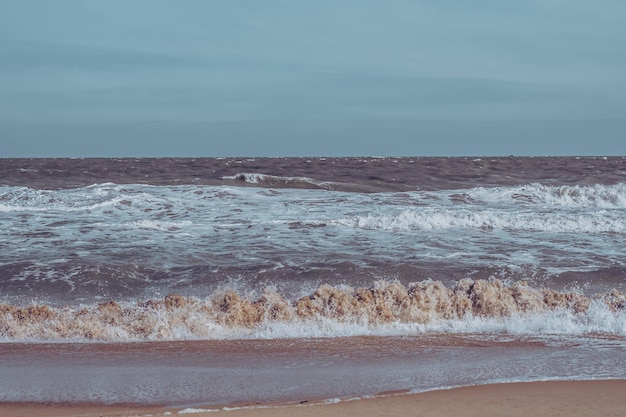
[1,335,624,406]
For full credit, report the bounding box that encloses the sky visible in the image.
[1,0,625,157]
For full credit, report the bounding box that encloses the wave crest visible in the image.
[333,208,626,233]
[1,280,625,341]
[502,183,626,208]
[222,173,331,189]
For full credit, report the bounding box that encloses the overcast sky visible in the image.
[1,1,625,156]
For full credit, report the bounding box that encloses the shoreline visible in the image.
[3,337,626,408]
[2,379,625,417]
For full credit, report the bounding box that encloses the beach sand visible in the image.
[1,380,624,417]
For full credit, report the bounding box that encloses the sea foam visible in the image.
[1,279,624,342]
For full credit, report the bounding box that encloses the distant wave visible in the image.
[3,181,625,209]
[2,279,624,342]
[222,173,333,189]
[220,172,384,192]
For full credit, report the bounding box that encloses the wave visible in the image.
[3,181,625,208]
[0,184,129,213]
[217,176,626,208]
[332,208,626,233]
[2,279,624,342]
[220,173,384,192]
[466,183,626,209]
[222,173,333,189]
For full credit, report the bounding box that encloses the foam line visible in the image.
[1,279,624,341]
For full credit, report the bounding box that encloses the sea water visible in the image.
[1,157,625,406]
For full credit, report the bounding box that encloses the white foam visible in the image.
[2,290,624,343]
[123,219,193,231]
[222,173,266,184]
[467,183,626,209]
[2,182,626,324]
[178,408,214,414]
[332,208,626,233]
[0,185,133,213]
[222,172,330,188]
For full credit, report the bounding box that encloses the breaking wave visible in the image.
[466,183,626,208]
[0,183,145,213]
[332,208,626,233]
[2,279,624,342]
[222,173,333,189]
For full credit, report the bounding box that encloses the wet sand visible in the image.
[1,380,625,417]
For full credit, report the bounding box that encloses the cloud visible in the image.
[0,1,624,156]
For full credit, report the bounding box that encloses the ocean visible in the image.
[1,156,625,407]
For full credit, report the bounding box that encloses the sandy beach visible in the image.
[2,380,625,417]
